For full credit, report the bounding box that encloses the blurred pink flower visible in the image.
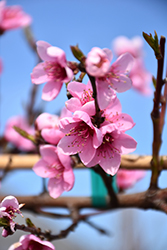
[86,47,112,77]
[31,41,73,101]
[35,107,72,145]
[113,36,144,58]
[112,36,152,95]
[8,234,55,250]
[0,0,32,34]
[0,196,24,236]
[116,169,146,190]
[0,58,3,74]
[4,116,35,151]
[33,145,74,199]
[130,58,152,95]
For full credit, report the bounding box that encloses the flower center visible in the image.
[98,133,120,159]
[66,122,93,149]
[44,62,66,81]
[80,88,93,105]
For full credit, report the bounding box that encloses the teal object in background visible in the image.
[91,169,118,208]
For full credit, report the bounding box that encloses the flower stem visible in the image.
[88,74,104,128]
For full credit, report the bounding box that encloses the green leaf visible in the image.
[13,126,37,144]
[143,31,162,59]
[0,218,9,227]
[26,218,36,228]
[70,45,86,63]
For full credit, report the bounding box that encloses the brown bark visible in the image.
[1,154,167,170]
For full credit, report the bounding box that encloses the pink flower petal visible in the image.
[79,138,96,165]
[31,62,49,84]
[42,80,63,101]
[63,66,74,82]
[48,178,64,198]
[40,145,59,165]
[59,117,78,134]
[63,168,75,191]
[58,135,82,155]
[116,169,146,189]
[47,46,66,64]
[41,128,64,145]
[57,148,72,169]
[1,196,19,210]
[80,100,96,116]
[113,133,137,154]
[100,151,121,175]
[114,113,135,132]
[65,97,82,112]
[67,81,88,98]
[113,51,134,72]
[36,41,54,62]
[20,234,55,250]
[96,80,116,109]
[35,113,59,131]
[33,159,57,178]
[110,74,132,93]
[73,111,94,129]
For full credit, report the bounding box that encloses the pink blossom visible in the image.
[116,169,146,190]
[58,110,103,165]
[33,145,74,199]
[96,53,133,109]
[113,36,144,58]
[66,81,96,115]
[130,58,152,95]
[112,36,152,95]
[0,1,32,34]
[31,41,73,101]
[4,116,35,151]
[0,196,24,235]
[35,108,72,145]
[86,124,137,175]
[85,47,113,77]
[8,234,55,250]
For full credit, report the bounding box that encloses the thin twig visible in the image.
[150,36,166,189]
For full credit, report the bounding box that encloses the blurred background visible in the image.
[0,0,167,249]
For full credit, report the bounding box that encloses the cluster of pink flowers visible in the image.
[0,1,150,248]
[112,36,152,95]
[58,91,137,176]
[0,196,24,237]
[33,107,74,198]
[30,40,141,198]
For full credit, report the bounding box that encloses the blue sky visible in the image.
[1,0,167,249]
